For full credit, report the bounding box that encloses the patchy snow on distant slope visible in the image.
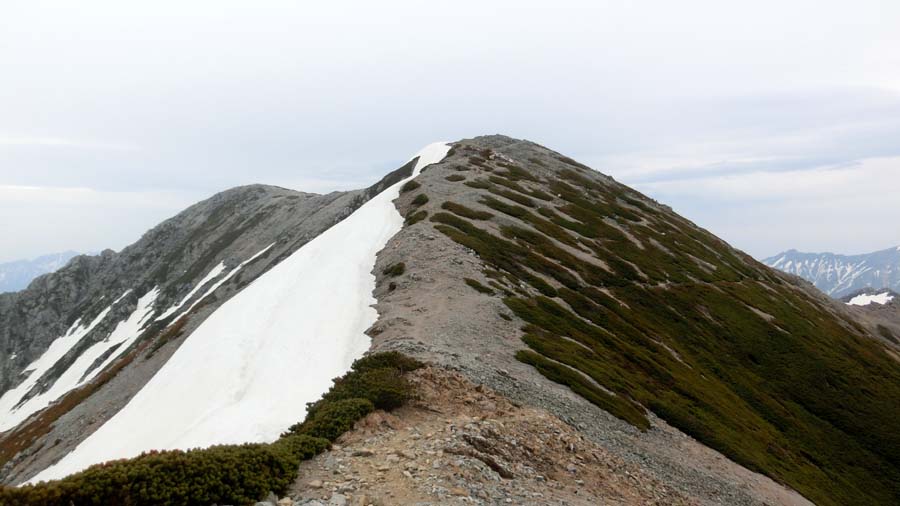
[154,262,227,322]
[847,291,895,306]
[32,142,451,483]
[0,288,158,432]
[763,246,900,298]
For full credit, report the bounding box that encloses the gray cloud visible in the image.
[1,1,899,262]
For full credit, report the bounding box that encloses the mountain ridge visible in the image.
[2,135,899,506]
[763,245,900,297]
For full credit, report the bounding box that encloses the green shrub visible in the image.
[516,349,649,430]
[410,194,429,207]
[400,180,421,193]
[445,174,466,182]
[404,210,428,226]
[2,436,329,506]
[285,398,374,441]
[309,368,413,417]
[468,156,487,168]
[351,351,424,373]
[441,201,493,220]
[496,163,539,181]
[382,262,405,277]
[464,278,494,295]
[463,179,491,190]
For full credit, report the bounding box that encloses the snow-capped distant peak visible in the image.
[763,246,900,298]
[847,291,895,306]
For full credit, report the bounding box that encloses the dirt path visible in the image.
[289,367,696,506]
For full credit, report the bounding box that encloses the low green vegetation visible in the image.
[441,201,493,220]
[431,144,900,506]
[1,352,423,506]
[410,194,429,207]
[445,174,466,182]
[516,349,649,429]
[404,210,428,226]
[464,278,494,295]
[400,180,421,193]
[382,262,406,277]
[877,325,898,344]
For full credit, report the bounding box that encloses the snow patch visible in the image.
[0,310,111,432]
[847,291,895,306]
[31,142,451,483]
[154,262,227,322]
[158,243,275,327]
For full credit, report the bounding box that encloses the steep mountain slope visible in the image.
[29,143,450,482]
[764,247,900,297]
[3,135,899,506]
[0,252,80,294]
[369,136,900,506]
[840,289,900,351]
[0,150,433,483]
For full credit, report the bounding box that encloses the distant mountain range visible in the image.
[763,246,900,298]
[0,251,80,293]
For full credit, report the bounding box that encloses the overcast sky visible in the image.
[2,0,899,263]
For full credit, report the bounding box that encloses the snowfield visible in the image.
[31,142,450,483]
[847,291,895,306]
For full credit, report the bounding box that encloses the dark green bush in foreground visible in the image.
[2,352,422,506]
[284,398,375,441]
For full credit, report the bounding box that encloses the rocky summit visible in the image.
[1,136,899,506]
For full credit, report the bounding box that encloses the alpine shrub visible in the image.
[312,368,411,415]
[400,180,421,193]
[285,398,375,441]
[464,278,494,295]
[382,262,406,277]
[351,351,424,374]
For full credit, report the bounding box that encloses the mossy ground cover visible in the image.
[464,278,494,295]
[431,144,900,506]
[1,352,422,506]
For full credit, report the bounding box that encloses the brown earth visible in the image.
[290,366,696,506]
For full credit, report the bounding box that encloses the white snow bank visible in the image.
[0,288,158,432]
[31,142,450,483]
[154,262,227,322]
[158,244,275,326]
[847,291,895,306]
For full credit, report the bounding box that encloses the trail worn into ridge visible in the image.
[364,135,859,506]
[291,366,696,506]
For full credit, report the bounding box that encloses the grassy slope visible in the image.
[428,140,900,506]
